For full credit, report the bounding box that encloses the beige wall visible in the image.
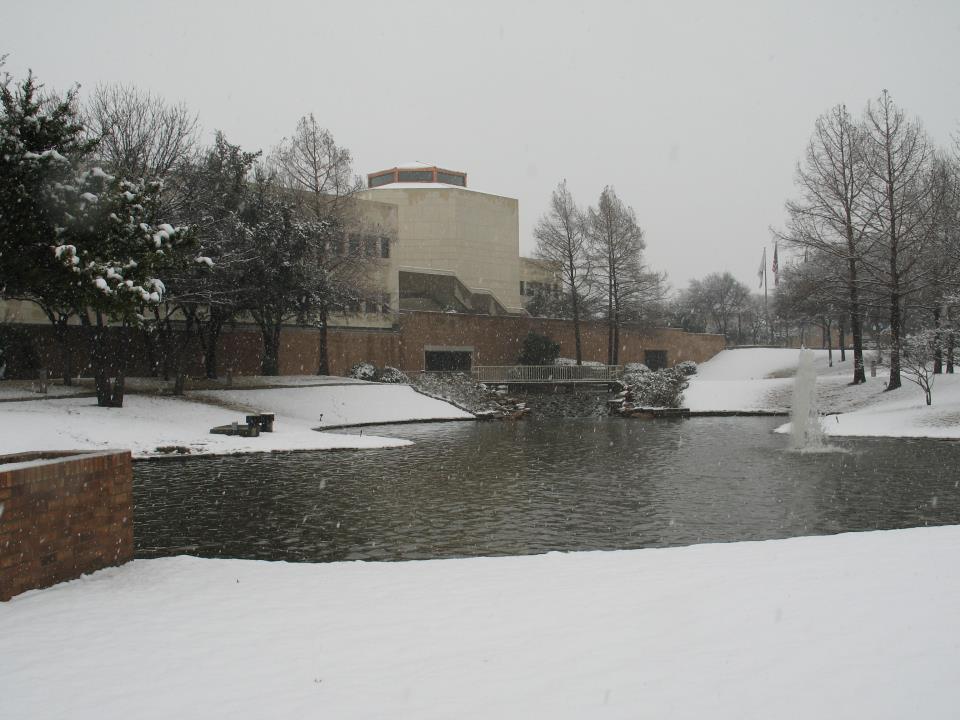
[358,186,523,313]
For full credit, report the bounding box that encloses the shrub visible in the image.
[675,360,698,376]
[517,332,560,366]
[623,362,650,374]
[379,366,410,384]
[0,325,40,378]
[347,361,378,381]
[628,367,690,408]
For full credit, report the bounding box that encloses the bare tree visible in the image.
[271,114,361,212]
[861,90,935,390]
[684,272,752,343]
[85,83,199,188]
[913,153,960,374]
[271,114,374,375]
[534,180,591,364]
[586,186,648,365]
[777,104,875,384]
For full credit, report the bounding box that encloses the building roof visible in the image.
[367,163,468,190]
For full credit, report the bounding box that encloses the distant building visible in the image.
[519,257,562,300]
[356,162,524,317]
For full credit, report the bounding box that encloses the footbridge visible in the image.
[472,365,623,386]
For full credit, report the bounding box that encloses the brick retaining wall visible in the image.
[12,312,725,380]
[0,450,133,601]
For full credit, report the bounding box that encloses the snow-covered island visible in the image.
[0,378,473,458]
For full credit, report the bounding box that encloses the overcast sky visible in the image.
[5,0,960,292]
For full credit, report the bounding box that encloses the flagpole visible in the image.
[763,246,768,308]
[763,246,769,342]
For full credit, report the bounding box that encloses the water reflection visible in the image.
[133,417,960,562]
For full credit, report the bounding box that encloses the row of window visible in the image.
[327,235,391,259]
[520,280,561,297]
[340,293,392,315]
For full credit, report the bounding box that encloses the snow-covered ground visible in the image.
[689,348,960,440]
[3,526,958,719]
[191,384,473,429]
[685,348,886,414]
[0,382,472,458]
[782,373,960,440]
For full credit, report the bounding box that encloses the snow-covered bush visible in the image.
[379,366,410,384]
[553,357,576,366]
[517,332,560,365]
[626,367,690,408]
[348,362,378,381]
[675,360,698,376]
[623,362,650,374]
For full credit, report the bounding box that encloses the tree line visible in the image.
[775,90,960,393]
[532,181,667,365]
[0,63,382,406]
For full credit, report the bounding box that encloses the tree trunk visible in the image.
[606,277,615,366]
[92,313,112,407]
[53,317,74,386]
[571,289,583,366]
[612,307,620,366]
[933,307,943,374]
[202,315,225,380]
[838,316,846,362]
[884,130,901,392]
[824,317,833,366]
[91,314,127,407]
[261,320,282,376]
[317,302,330,375]
[172,313,196,396]
[844,227,866,383]
[887,289,902,390]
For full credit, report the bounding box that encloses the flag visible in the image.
[758,248,765,289]
[772,244,779,286]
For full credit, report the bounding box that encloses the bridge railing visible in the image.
[472,364,623,384]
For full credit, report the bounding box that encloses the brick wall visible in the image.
[397,312,726,369]
[12,313,725,380]
[0,450,133,602]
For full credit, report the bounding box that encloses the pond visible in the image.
[133,417,960,562]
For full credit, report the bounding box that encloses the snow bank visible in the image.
[3,526,958,719]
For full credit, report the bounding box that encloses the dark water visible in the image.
[133,417,960,562]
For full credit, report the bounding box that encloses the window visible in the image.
[380,237,390,259]
[364,236,377,257]
[436,171,465,186]
[368,172,395,187]
[645,350,668,371]
[425,350,472,371]
[348,236,360,256]
[520,281,526,296]
[398,170,433,182]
